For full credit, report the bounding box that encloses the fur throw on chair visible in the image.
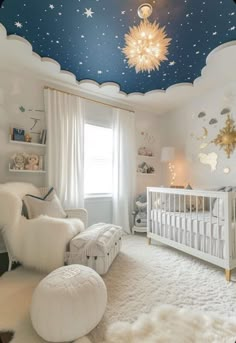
[0,186,84,273]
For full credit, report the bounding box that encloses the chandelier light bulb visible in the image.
[123,3,171,73]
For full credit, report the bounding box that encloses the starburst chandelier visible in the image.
[122,3,171,73]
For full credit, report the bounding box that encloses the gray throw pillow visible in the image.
[23,187,67,219]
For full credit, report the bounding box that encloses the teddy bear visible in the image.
[11,152,27,170]
[132,192,147,227]
[137,162,155,174]
[25,154,39,170]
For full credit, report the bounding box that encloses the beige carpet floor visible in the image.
[0,235,236,342]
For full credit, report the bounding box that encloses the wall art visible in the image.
[198,152,218,172]
[213,114,236,158]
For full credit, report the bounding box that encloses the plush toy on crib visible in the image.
[25,154,39,170]
[133,192,147,227]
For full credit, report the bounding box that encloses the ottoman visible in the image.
[65,223,123,275]
[30,265,107,342]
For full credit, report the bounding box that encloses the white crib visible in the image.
[147,187,236,281]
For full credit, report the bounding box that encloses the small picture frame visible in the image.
[13,128,25,141]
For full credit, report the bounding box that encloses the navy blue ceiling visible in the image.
[0,0,235,94]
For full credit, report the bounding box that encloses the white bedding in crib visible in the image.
[151,210,225,238]
[150,209,236,258]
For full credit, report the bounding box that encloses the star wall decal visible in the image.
[84,8,94,18]
[169,61,176,66]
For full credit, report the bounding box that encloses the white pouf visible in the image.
[30,265,107,342]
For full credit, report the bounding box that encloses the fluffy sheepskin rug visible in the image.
[0,185,84,273]
[102,305,236,343]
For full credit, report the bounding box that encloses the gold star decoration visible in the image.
[213,115,236,158]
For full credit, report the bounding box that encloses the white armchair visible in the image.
[0,182,87,273]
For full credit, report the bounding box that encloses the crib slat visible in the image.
[168,193,171,239]
[154,192,158,235]
[184,195,187,245]
[164,192,167,238]
[209,197,213,255]
[160,192,163,236]
[178,194,181,243]
[217,197,220,259]
[174,194,176,241]
[196,196,199,251]
[190,195,193,248]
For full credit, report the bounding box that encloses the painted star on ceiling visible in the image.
[84,8,94,18]
[14,21,22,28]
[0,0,235,94]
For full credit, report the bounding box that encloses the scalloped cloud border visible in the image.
[0,22,235,113]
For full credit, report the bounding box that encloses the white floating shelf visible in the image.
[9,169,46,173]
[137,155,155,159]
[9,139,46,148]
[137,173,156,176]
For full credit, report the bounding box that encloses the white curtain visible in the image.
[44,89,84,208]
[112,108,136,233]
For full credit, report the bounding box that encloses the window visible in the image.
[84,123,113,196]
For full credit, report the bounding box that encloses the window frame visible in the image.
[84,121,113,199]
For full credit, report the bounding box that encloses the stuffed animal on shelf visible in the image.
[137,162,155,174]
[132,192,147,227]
[24,134,32,143]
[11,152,27,170]
[25,154,39,170]
[138,146,153,156]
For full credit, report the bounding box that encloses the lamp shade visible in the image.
[161,147,175,162]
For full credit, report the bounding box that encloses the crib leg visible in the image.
[225,269,231,282]
[147,237,151,245]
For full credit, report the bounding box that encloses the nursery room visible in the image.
[0,0,236,342]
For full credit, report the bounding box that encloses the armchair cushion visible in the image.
[23,187,67,219]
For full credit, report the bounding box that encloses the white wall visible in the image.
[0,69,117,225]
[0,70,46,187]
[161,82,236,188]
[0,68,164,226]
[135,111,165,195]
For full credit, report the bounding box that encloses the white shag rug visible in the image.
[1,235,236,343]
[102,305,236,343]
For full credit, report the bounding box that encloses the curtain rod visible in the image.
[44,86,135,113]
